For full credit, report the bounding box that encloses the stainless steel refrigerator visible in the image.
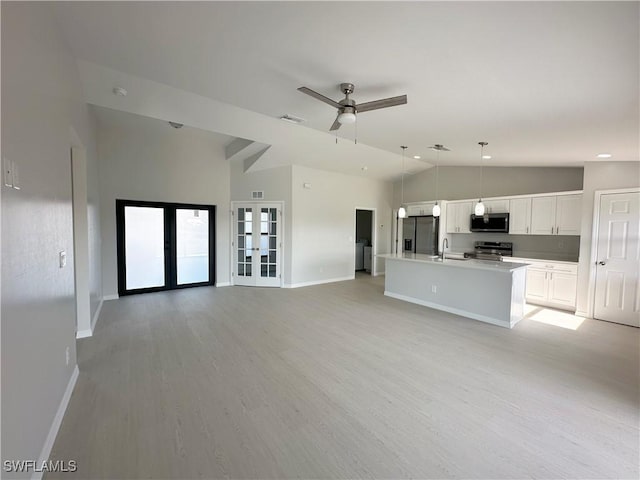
[402,216,438,255]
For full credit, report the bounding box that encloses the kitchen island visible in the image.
[379,253,529,328]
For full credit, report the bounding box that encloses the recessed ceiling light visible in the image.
[482,155,492,160]
[280,114,305,124]
[413,155,421,159]
[596,153,612,158]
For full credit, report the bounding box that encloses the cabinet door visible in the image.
[509,198,532,234]
[446,203,459,233]
[548,272,577,308]
[456,202,473,233]
[484,199,510,213]
[525,269,548,302]
[530,196,557,235]
[556,195,582,235]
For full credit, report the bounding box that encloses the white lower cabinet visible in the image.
[524,261,578,311]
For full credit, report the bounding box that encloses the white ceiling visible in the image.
[54,1,639,169]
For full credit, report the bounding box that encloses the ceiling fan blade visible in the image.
[329,116,342,131]
[356,95,407,113]
[298,87,342,109]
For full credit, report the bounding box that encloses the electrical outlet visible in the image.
[431,285,437,293]
[65,347,70,366]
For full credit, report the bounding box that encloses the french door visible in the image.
[116,200,216,295]
[593,191,639,327]
[233,203,282,287]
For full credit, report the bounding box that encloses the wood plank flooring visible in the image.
[47,274,639,479]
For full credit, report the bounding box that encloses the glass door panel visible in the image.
[176,208,210,285]
[117,200,216,295]
[124,206,166,290]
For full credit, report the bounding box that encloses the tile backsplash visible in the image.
[449,233,580,262]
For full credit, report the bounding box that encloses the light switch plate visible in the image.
[3,157,13,187]
[59,250,67,268]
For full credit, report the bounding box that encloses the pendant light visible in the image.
[398,146,408,219]
[475,142,488,216]
[431,144,445,217]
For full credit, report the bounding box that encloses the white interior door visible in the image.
[234,203,282,287]
[594,191,640,327]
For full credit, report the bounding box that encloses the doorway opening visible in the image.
[116,199,216,296]
[355,209,375,275]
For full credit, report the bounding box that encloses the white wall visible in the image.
[96,109,232,296]
[1,2,98,473]
[290,165,393,285]
[576,161,640,315]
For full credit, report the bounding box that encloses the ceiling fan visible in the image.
[297,83,407,131]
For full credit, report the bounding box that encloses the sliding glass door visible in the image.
[116,200,215,295]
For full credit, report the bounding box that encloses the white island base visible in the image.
[380,254,529,329]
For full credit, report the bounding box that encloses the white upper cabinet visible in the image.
[531,194,582,235]
[407,202,434,217]
[555,194,582,235]
[509,198,532,234]
[446,202,473,233]
[530,196,557,235]
[483,199,510,214]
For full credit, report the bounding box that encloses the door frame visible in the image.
[586,187,640,318]
[116,199,216,296]
[354,206,377,276]
[230,201,285,287]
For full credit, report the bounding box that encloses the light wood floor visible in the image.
[48,275,639,479]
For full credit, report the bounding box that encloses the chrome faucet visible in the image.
[441,238,449,260]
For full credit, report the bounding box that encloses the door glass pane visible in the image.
[260,207,278,278]
[237,207,253,277]
[125,206,165,290]
[176,209,209,285]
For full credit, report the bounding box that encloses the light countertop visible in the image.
[378,253,529,273]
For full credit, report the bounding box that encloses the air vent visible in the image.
[251,191,264,200]
[279,114,305,124]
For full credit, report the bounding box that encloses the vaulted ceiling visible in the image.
[53,1,638,174]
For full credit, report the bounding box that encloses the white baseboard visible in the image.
[216,282,231,287]
[575,310,590,318]
[91,297,103,331]
[76,329,92,339]
[103,294,119,301]
[76,297,104,339]
[283,275,355,289]
[33,365,79,480]
[384,291,512,329]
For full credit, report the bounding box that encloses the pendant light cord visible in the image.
[435,149,440,202]
[400,146,407,205]
[479,142,487,201]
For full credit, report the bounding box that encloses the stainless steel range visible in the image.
[471,241,513,261]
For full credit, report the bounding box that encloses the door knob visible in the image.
[598,261,606,266]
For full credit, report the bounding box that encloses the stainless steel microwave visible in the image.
[470,213,510,232]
